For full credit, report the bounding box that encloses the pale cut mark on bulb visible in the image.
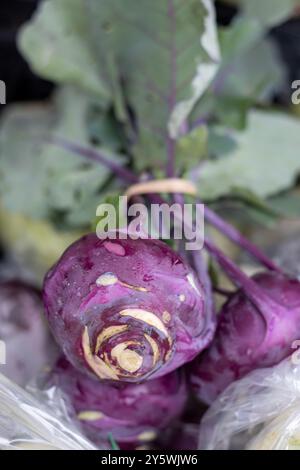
[77,411,104,421]
[96,272,147,292]
[96,272,118,287]
[137,430,157,442]
[179,294,186,302]
[144,333,159,366]
[119,308,170,339]
[95,324,128,354]
[111,341,143,373]
[82,327,119,380]
[119,280,148,292]
[162,310,171,323]
[102,350,138,378]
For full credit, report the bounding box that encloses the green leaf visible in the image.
[0,87,125,228]
[190,16,284,130]
[232,203,278,228]
[218,16,262,63]
[0,104,52,218]
[87,106,127,152]
[214,96,253,130]
[229,187,279,217]
[176,126,208,173]
[18,0,110,104]
[87,0,220,170]
[268,191,300,218]
[216,38,284,103]
[207,126,238,157]
[198,110,300,200]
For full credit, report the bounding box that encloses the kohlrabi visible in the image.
[0,280,57,386]
[190,240,300,404]
[43,234,215,383]
[50,355,187,449]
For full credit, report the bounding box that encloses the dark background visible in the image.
[0,0,53,104]
[0,0,300,105]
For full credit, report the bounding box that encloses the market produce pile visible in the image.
[1,0,300,451]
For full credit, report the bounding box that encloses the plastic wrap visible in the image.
[199,355,300,450]
[0,372,97,450]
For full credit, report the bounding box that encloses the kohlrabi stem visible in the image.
[49,137,137,184]
[54,138,280,273]
[192,250,215,317]
[155,192,280,272]
[204,237,279,316]
[166,137,176,178]
[203,204,281,273]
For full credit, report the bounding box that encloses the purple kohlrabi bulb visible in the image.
[190,271,300,404]
[43,234,215,383]
[0,280,57,386]
[51,356,187,448]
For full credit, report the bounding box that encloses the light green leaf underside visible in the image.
[198,110,300,200]
[0,87,124,228]
[18,0,110,104]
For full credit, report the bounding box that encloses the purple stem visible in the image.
[48,137,137,184]
[166,0,176,178]
[203,204,281,273]
[204,237,279,317]
[192,250,214,313]
[192,249,216,340]
[51,137,280,273]
[166,137,176,178]
[47,137,281,318]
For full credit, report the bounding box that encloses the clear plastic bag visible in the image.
[0,372,96,450]
[199,355,300,450]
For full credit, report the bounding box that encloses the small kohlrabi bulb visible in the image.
[50,356,187,449]
[0,280,57,386]
[190,271,300,404]
[43,234,215,383]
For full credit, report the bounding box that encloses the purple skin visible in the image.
[0,281,57,386]
[51,356,187,448]
[190,271,300,404]
[43,234,215,383]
